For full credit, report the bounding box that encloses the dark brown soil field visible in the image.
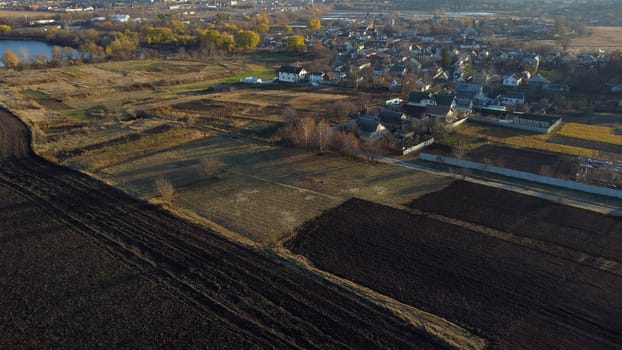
[287,197,622,349]
[409,180,622,262]
[549,134,622,154]
[467,144,578,179]
[0,109,442,348]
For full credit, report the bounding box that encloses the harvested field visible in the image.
[54,124,174,161]
[0,108,443,348]
[549,134,622,156]
[557,123,622,145]
[287,197,622,349]
[466,144,578,179]
[568,26,622,52]
[102,133,451,243]
[457,123,597,157]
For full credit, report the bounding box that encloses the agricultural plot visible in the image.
[549,135,622,157]
[65,127,205,171]
[102,133,450,244]
[466,144,579,179]
[408,180,622,262]
[557,123,622,145]
[457,123,597,157]
[287,197,622,349]
[568,26,622,52]
[0,109,445,349]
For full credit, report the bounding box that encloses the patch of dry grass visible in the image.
[458,123,597,157]
[558,123,622,145]
[101,134,450,244]
[569,26,622,52]
[70,128,205,170]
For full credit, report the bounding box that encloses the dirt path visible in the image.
[0,110,444,348]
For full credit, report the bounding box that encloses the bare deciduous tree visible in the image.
[282,106,297,122]
[330,131,359,157]
[316,119,331,153]
[299,117,316,149]
[155,176,175,204]
[198,156,224,178]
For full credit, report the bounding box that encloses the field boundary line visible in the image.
[398,205,622,278]
[272,246,488,350]
[226,169,342,201]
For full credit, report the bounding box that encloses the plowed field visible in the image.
[409,180,622,261]
[466,144,578,179]
[0,108,442,348]
[287,197,622,349]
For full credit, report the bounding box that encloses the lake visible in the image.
[0,40,72,64]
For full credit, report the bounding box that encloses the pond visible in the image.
[0,40,76,65]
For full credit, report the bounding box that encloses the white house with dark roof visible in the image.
[501,91,526,105]
[503,74,522,87]
[357,116,388,140]
[277,65,308,83]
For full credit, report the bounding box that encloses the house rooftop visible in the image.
[432,93,455,107]
[407,91,432,103]
[357,116,381,135]
[502,91,525,99]
[378,110,406,129]
[277,65,305,74]
[426,105,452,117]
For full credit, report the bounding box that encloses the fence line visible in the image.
[420,153,622,199]
[403,138,435,155]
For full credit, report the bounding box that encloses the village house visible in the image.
[356,116,388,140]
[308,72,325,85]
[455,83,487,111]
[501,91,526,105]
[503,74,522,87]
[528,74,551,89]
[432,93,457,109]
[425,105,454,121]
[377,110,408,132]
[277,65,308,83]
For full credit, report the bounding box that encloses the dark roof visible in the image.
[407,91,432,103]
[455,83,482,93]
[403,104,427,116]
[432,93,455,107]
[426,105,452,117]
[529,74,550,84]
[278,65,305,74]
[378,110,406,129]
[357,116,381,134]
[502,91,525,99]
[455,90,478,100]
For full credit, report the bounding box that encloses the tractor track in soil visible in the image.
[0,108,444,349]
